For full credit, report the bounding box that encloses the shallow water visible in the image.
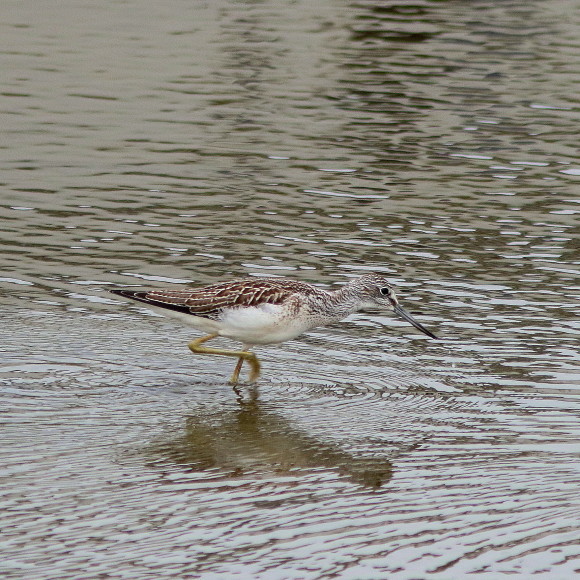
[1,0,579,577]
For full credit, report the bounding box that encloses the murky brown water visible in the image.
[2,0,579,577]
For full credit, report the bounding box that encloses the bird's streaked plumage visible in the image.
[111,273,439,384]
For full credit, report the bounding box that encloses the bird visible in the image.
[110,272,439,385]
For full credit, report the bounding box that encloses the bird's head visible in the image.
[347,273,439,339]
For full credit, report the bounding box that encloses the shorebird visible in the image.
[110,273,439,384]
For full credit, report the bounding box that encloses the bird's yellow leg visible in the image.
[230,356,245,385]
[187,334,261,385]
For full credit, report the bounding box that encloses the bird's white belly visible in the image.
[218,303,316,345]
[138,301,327,346]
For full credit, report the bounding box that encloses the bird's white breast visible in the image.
[218,302,317,345]
[139,295,334,346]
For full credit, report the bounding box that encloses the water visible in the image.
[2,0,579,577]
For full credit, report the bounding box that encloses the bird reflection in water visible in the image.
[149,390,392,489]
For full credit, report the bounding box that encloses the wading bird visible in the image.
[111,273,439,384]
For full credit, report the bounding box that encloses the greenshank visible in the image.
[111,273,438,384]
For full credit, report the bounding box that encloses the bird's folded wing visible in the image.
[111,279,317,318]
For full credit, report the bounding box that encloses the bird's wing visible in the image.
[111,279,317,318]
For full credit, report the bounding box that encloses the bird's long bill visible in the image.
[393,305,439,339]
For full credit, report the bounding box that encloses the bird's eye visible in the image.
[379,287,391,296]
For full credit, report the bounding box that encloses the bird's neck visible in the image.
[323,285,363,320]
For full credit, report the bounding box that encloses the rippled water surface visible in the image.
[2,0,579,577]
